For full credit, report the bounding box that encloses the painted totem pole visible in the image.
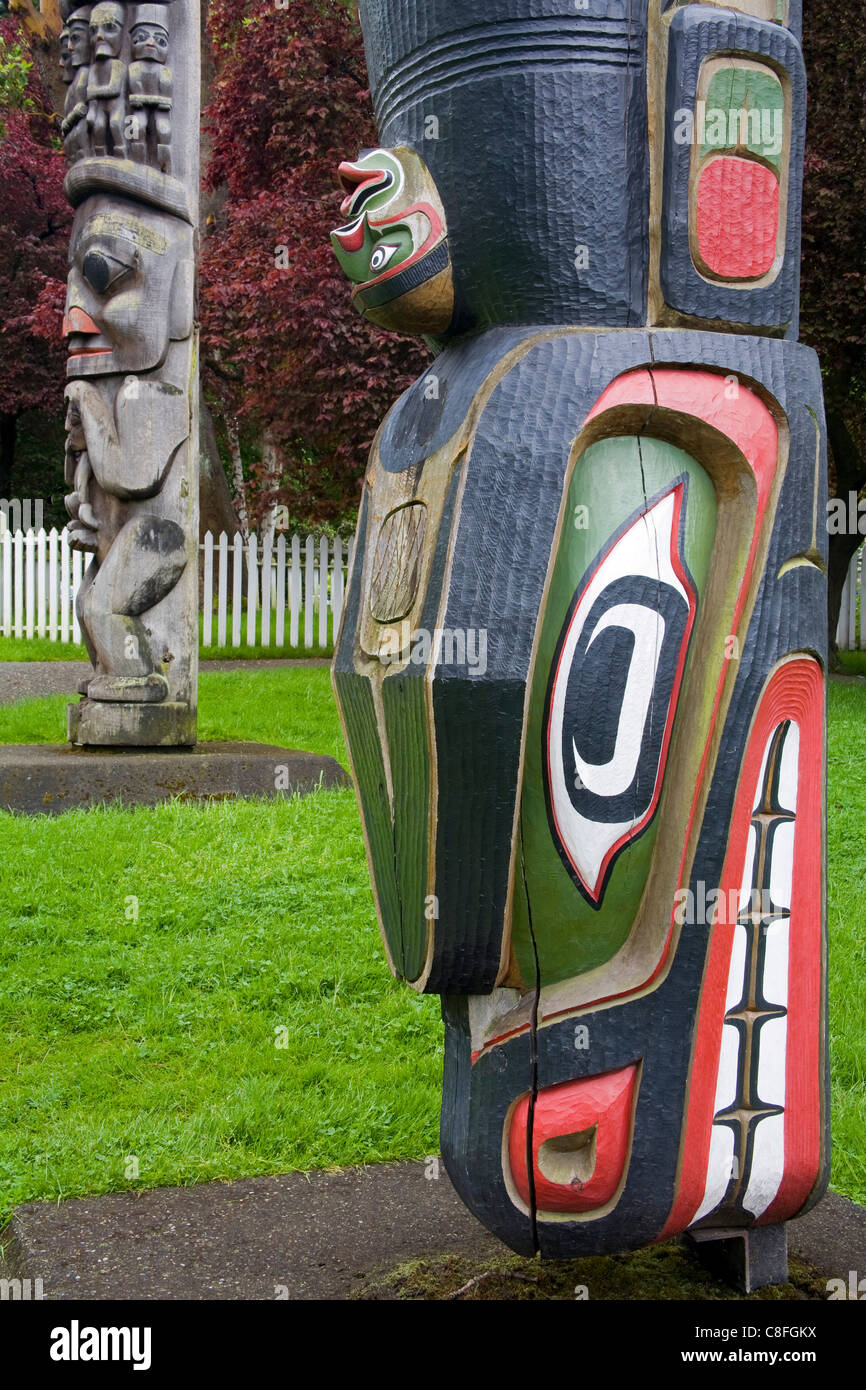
[60,0,199,746]
[331,0,828,1286]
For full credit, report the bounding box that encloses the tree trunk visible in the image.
[0,412,17,498]
[258,428,281,552]
[16,1,67,118]
[828,532,861,659]
[224,414,250,536]
[199,390,240,540]
[826,408,866,669]
[257,428,282,609]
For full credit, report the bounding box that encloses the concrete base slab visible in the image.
[1,1164,862,1301]
[0,742,349,815]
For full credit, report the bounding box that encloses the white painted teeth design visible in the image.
[769,821,795,911]
[737,825,757,917]
[743,1113,786,1218]
[776,722,799,814]
[725,922,748,1014]
[762,916,789,1009]
[714,1023,740,1114]
[691,719,799,1226]
[693,1126,736,1225]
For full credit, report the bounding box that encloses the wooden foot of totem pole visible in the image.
[60,0,199,747]
[686,1224,789,1294]
[330,0,829,1285]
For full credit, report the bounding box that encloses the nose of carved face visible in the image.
[68,29,89,65]
[65,306,113,366]
[131,26,168,62]
[64,307,100,337]
[92,21,122,57]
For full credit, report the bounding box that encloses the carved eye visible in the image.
[83,249,133,295]
[370,243,400,273]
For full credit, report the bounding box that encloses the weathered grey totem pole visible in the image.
[332,0,828,1289]
[61,0,199,746]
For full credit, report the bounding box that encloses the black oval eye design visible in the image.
[82,251,112,294]
[370,243,399,273]
[83,250,132,295]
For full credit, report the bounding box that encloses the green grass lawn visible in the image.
[826,680,866,1205]
[838,651,866,677]
[0,672,862,1223]
[0,667,346,764]
[0,668,441,1220]
[0,636,89,662]
[0,607,335,664]
[0,792,441,1218]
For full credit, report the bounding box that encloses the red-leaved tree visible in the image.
[201,0,429,533]
[0,14,69,493]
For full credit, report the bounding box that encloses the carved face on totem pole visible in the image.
[130,20,170,63]
[60,28,73,82]
[330,0,827,1278]
[67,11,91,68]
[89,2,124,59]
[64,197,193,378]
[330,147,453,335]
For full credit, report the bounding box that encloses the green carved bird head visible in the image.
[330,146,454,337]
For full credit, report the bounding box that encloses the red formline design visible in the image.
[475,368,779,1065]
[508,1063,640,1215]
[660,657,823,1237]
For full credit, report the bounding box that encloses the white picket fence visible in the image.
[201,530,354,650]
[0,527,354,650]
[836,544,865,651]
[1,524,861,652]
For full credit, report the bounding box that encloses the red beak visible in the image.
[338,161,388,219]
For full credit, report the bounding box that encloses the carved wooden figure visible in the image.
[127,8,173,174]
[86,2,127,159]
[59,25,73,84]
[62,7,92,165]
[62,0,199,746]
[331,0,826,1289]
